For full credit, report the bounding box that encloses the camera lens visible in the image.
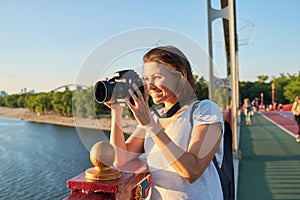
[94,81,115,103]
[94,69,144,104]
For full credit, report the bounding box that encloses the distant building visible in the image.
[21,87,27,94]
[20,88,35,95]
[0,90,8,96]
[28,89,35,94]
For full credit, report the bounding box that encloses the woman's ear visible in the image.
[179,72,187,80]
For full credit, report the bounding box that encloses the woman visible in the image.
[107,46,224,199]
[291,95,300,142]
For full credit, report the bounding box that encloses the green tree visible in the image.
[284,71,300,102]
[0,96,4,106]
[239,81,256,104]
[84,87,97,118]
[51,92,64,115]
[24,94,38,112]
[257,75,269,83]
[61,90,73,116]
[4,94,18,108]
[17,94,25,108]
[1,71,298,118]
[194,75,208,100]
[34,93,52,113]
[239,80,271,107]
[72,89,88,117]
[271,73,290,104]
[95,101,110,116]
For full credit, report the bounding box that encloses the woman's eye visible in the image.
[143,77,149,83]
[153,76,162,82]
[143,75,164,84]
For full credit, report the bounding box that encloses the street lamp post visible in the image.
[271,83,275,110]
[260,92,264,110]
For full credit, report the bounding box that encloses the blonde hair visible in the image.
[143,46,196,90]
[143,46,196,103]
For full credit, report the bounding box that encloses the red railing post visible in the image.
[64,159,150,200]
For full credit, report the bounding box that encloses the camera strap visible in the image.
[160,101,181,118]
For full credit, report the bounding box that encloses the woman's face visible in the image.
[143,62,180,105]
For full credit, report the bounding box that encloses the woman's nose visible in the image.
[148,77,155,85]
[148,83,156,90]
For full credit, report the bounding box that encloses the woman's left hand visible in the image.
[125,83,153,126]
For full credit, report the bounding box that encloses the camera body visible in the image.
[94,69,144,104]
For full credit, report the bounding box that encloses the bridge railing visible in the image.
[64,159,150,200]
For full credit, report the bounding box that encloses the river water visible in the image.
[0,117,106,200]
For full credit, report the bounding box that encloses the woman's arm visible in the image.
[126,84,222,183]
[108,103,145,166]
[145,121,222,183]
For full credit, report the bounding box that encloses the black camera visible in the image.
[94,69,144,104]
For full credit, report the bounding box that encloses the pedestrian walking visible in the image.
[291,95,300,142]
[243,98,252,125]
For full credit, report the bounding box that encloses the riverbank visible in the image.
[0,107,137,133]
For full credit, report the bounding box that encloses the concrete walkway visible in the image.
[237,111,300,200]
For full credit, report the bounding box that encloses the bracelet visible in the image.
[142,120,163,135]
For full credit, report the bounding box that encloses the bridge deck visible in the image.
[237,111,300,199]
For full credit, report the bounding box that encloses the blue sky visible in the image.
[1,0,299,94]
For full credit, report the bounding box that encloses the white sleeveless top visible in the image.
[144,100,224,200]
